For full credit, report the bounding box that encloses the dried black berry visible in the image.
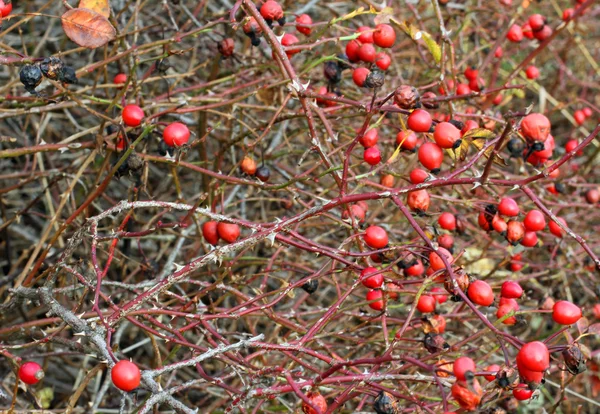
[506,138,524,158]
[301,279,318,294]
[323,61,342,84]
[373,391,399,414]
[423,333,448,353]
[256,165,271,182]
[364,70,385,89]
[40,57,64,81]
[60,66,78,84]
[19,64,43,94]
[562,344,586,375]
[336,54,352,71]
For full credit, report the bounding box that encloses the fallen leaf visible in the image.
[78,0,110,18]
[61,8,116,49]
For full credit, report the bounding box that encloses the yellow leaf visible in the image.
[391,19,441,64]
[421,32,441,64]
[387,144,402,164]
[461,128,496,141]
[78,0,110,18]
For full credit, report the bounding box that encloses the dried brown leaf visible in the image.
[61,8,116,49]
[78,0,110,18]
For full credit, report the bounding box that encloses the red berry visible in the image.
[484,364,500,381]
[518,366,545,383]
[302,391,328,414]
[494,46,503,58]
[260,0,283,22]
[417,294,436,313]
[295,14,312,36]
[528,14,546,31]
[497,303,518,325]
[574,110,586,125]
[453,356,476,381]
[513,385,533,401]
[593,303,600,319]
[456,83,471,95]
[506,220,525,245]
[464,66,478,81]
[506,24,523,42]
[122,104,144,127]
[586,188,600,204]
[552,300,582,325]
[563,8,574,21]
[364,225,388,249]
[356,26,374,43]
[438,79,455,95]
[202,221,219,245]
[345,40,361,62]
[375,52,391,70]
[451,379,483,411]
[523,210,546,231]
[492,215,507,234]
[410,168,429,184]
[342,204,366,223]
[429,247,453,271]
[281,33,300,57]
[438,212,456,231]
[498,198,519,217]
[18,362,44,385]
[241,156,258,175]
[467,280,494,306]
[359,128,379,148]
[461,120,479,135]
[163,122,191,147]
[510,254,523,272]
[396,130,418,151]
[364,146,381,165]
[0,0,12,17]
[431,287,448,304]
[373,24,396,48]
[500,281,523,299]
[517,341,550,372]
[352,67,370,87]
[533,25,552,41]
[520,231,538,247]
[114,73,127,85]
[525,65,540,79]
[405,259,424,277]
[380,174,394,187]
[361,267,384,289]
[548,217,566,238]
[218,38,235,57]
[521,113,551,142]
[111,360,141,392]
[407,109,432,133]
[433,122,461,149]
[521,23,534,39]
[217,222,241,243]
[358,43,376,63]
[418,142,444,172]
[437,234,454,250]
[366,289,384,310]
[407,189,430,212]
[583,107,593,117]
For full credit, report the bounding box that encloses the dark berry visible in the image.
[19,64,43,93]
[40,57,64,81]
[256,165,271,182]
[60,66,78,84]
[301,279,318,294]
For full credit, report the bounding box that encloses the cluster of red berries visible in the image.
[507,13,552,43]
[563,0,589,21]
[573,106,594,125]
[202,220,241,245]
[346,24,396,87]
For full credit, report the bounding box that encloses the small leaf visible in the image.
[392,20,440,64]
[461,128,496,141]
[78,0,110,18]
[421,31,441,64]
[587,323,600,335]
[577,316,590,335]
[61,8,116,49]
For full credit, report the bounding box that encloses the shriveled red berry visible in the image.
[407,189,430,212]
[352,67,370,87]
[521,113,551,142]
[552,300,582,325]
[418,142,444,172]
[373,24,396,48]
[410,168,428,184]
[361,267,384,289]
[407,109,432,133]
[396,130,418,151]
[364,146,381,165]
[517,341,549,372]
[467,280,494,306]
[437,234,454,250]
[359,128,379,148]
[364,226,388,249]
[429,247,453,271]
[438,212,456,231]
[433,122,461,149]
[218,38,235,57]
[18,362,44,385]
[295,14,312,36]
[302,391,328,414]
[417,295,436,313]
[122,104,144,127]
[111,360,141,392]
[217,222,241,243]
[453,356,476,381]
[163,122,191,147]
[523,210,546,231]
[451,379,482,411]
[506,220,525,245]
[513,385,533,401]
[507,24,523,42]
[366,289,384,310]
[202,221,219,245]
